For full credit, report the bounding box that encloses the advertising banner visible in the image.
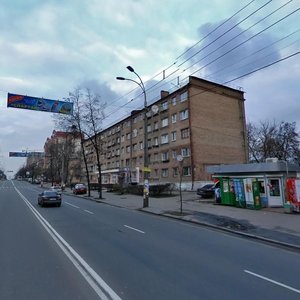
[7,93,73,115]
[9,152,44,157]
[243,178,254,206]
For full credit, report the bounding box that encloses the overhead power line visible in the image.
[177,0,273,68]
[223,50,300,84]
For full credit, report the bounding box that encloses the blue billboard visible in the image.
[9,152,44,157]
[7,93,73,115]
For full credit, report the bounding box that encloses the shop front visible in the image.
[207,161,300,210]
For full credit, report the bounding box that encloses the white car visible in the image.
[50,185,62,195]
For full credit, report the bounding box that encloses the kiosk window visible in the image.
[258,181,265,194]
[269,179,280,197]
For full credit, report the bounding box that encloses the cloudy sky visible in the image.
[0,0,299,176]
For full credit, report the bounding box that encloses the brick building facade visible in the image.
[84,76,248,189]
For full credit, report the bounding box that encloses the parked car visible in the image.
[197,182,219,198]
[73,183,87,195]
[50,185,62,195]
[38,190,62,207]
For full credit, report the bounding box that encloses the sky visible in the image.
[0,0,299,177]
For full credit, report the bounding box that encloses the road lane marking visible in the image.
[65,202,80,209]
[124,225,145,234]
[84,209,94,215]
[12,183,121,300]
[244,270,300,294]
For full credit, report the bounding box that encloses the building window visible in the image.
[116,137,120,143]
[172,150,177,159]
[154,153,159,162]
[171,113,177,123]
[161,133,169,144]
[132,129,138,137]
[183,166,191,176]
[181,147,190,157]
[153,137,159,146]
[121,135,125,142]
[161,101,168,111]
[125,159,130,167]
[126,133,131,140]
[133,117,137,123]
[181,128,190,139]
[173,167,179,177]
[180,109,189,120]
[147,139,151,148]
[133,143,137,151]
[139,141,143,150]
[161,151,169,162]
[147,124,152,133]
[180,91,188,102]
[172,97,176,106]
[154,121,159,130]
[161,117,169,128]
[162,168,169,177]
[132,157,137,167]
[121,147,124,154]
[171,131,176,142]
[126,146,130,153]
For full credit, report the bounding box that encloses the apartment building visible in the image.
[85,76,248,188]
[44,130,82,184]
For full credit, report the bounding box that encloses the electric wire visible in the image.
[174,0,257,61]
[1,1,299,133]
[183,8,300,80]
[206,28,300,80]
[177,0,273,68]
[102,49,300,131]
[114,1,298,108]
[182,0,293,73]
[104,1,260,111]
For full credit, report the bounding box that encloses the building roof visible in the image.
[207,162,300,175]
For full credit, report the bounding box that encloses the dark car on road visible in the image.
[38,190,62,207]
[73,183,87,195]
[197,182,219,198]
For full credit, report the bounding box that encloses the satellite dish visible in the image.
[151,105,159,114]
[176,155,183,162]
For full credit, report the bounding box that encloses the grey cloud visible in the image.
[184,19,281,83]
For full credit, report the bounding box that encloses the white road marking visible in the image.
[12,182,121,300]
[84,209,94,215]
[124,225,145,234]
[65,202,80,209]
[244,270,300,294]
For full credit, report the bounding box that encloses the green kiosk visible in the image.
[218,177,261,209]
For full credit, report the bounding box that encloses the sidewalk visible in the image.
[62,186,300,249]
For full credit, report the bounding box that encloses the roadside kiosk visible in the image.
[207,160,300,210]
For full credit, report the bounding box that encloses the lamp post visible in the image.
[116,66,149,208]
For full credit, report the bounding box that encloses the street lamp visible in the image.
[116,66,149,208]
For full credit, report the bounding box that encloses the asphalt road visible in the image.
[1,180,300,300]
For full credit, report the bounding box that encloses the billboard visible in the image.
[9,152,44,157]
[7,93,73,115]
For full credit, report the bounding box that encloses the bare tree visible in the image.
[53,87,106,197]
[81,88,106,199]
[247,120,300,163]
